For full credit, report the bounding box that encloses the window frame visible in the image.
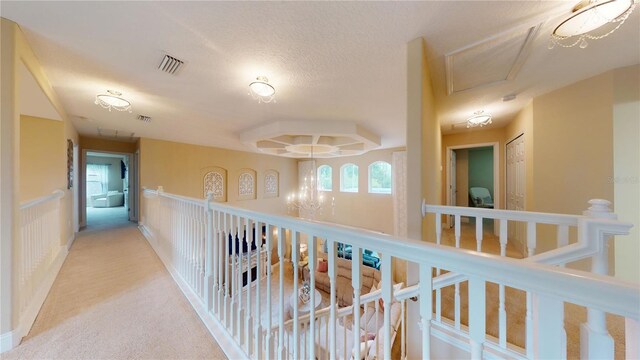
[367,161,392,194]
[316,165,333,192]
[339,163,359,193]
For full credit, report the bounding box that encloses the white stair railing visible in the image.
[15,190,66,341]
[422,199,633,358]
[140,188,638,360]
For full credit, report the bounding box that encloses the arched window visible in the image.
[368,161,392,194]
[317,165,332,191]
[340,163,359,193]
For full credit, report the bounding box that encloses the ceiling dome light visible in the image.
[95,90,132,112]
[248,76,276,103]
[549,0,636,49]
[466,110,492,128]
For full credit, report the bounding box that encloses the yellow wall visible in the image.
[613,64,640,283]
[139,137,298,215]
[1,18,79,333]
[421,40,442,243]
[312,148,401,234]
[532,71,614,256]
[19,116,66,202]
[79,136,137,154]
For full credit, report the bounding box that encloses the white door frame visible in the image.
[72,144,79,234]
[81,149,137,228]
[446,142,500,228]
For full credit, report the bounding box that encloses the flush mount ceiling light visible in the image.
[95,90,132,112]
[466,110,493,128]
[549,0,637,49]
[248,76,276,103]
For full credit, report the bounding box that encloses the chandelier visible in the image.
[549,0,637,49]
[286,147,334,219]
[95,90,132,112]
[466,110,492,128]
[248,76,276,103]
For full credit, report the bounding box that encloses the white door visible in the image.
[506,135,525,244]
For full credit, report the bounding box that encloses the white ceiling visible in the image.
[2,1,639,150]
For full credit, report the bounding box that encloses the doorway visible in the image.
[446,142,499,230]
[82,150,136,231]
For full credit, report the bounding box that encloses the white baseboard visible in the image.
[0,330,17,353]
[138,225,247,360]
[1,246,68,354]
[67,232,76,250]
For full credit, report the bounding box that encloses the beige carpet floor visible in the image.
[2,222,226,360]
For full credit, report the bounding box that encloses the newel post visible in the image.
[204,192,214,312]
[580,199,616,359]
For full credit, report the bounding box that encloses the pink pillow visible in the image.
[317,260,328,272]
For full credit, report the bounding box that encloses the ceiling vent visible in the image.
[137,114,152,123]
[158,54,184,75]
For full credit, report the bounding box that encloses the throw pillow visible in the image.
[317,259,328,272]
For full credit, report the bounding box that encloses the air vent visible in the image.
[158,54,184,75]
[137,115,152,123]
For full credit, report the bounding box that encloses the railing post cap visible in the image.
[583,199,616,219]
[157,186,164,193]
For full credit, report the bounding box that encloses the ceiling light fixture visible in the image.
[466,110,493,128]
[549,0,637,49]
[248,76,276,103]
[95,90,132,112]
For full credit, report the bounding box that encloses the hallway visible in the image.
[2,223,227,359]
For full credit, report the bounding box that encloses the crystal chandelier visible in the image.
[549,0,637,49]
[286,148,334,219]
[248,76,276,103]
[466,110,492,128]
[95,90,132,112]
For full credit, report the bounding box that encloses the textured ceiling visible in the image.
[2,1,639,150]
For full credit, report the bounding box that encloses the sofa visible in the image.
[303,253,381,307]
[91,191,125,208]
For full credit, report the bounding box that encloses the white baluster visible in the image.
[580,199,617,359]
[435,213,442,322]
[499,219,507,349]
[557,225,569,267]
[533,294,566,359]
[419,262,433,360]
[454,214,461,248]
[475,216,483,252]
[224,213,230,326]
[254,221,263,359]
[277,226,285,360]
[230,214,237,332]
[526,292,533,359]
[291,231,299,360]
[381,253,392,360]
[351,245,362,360]
[308,236,318,360]
[327,240,337,360]
[264,224,273,358]
[245,218,252,354]
[527,222,536,257]
[469,276,486,360]
[237,217,244,343]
